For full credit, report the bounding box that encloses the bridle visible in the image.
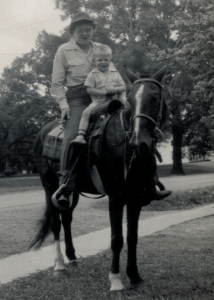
[131,78,166,130]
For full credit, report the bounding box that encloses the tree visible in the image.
[4,0,213,175]
[151,0,214,173]
[0,31,66,171]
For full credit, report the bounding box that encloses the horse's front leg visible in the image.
[108,195,125,291]
[126,200,143,285]
[61,191,79,262]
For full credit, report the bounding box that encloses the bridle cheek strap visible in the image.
[129,78,174,144]
[131,78,165,133]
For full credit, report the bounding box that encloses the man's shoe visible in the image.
[57,194,70,208]
[71,136,87,145]
[52,181,75,210]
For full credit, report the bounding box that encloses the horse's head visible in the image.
[124,65,168,156]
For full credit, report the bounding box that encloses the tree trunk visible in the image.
[170,125,185,175]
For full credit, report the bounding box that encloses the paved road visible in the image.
[0,173,214,210]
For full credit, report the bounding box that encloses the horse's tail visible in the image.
[29,206,51,250]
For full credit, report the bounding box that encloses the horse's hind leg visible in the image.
[108,195,125,291]
[41,174,65,272]
[61,191,79,262]
[126,201,143,285]
[45,190,65,271]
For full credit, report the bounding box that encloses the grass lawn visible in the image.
[157,161,214,177]
[0,215,213,299]
[1,183,214,260]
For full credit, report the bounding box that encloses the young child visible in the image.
[72,44,126,144]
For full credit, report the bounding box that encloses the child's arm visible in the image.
[86,87,107,97]
[106,85,126,95]
[115,85,126,93]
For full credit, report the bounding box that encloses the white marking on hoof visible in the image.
[54,256,65,271]
[109,272,124,291]
[54,240,65,271]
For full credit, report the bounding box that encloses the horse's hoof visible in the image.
[53,269,65,277]
[109,273,124,291]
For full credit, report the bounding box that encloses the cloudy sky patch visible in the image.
[0,0,70,74]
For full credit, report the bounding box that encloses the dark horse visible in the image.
[31,65,169,291]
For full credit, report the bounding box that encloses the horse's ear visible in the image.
[153,65,167,82]
[123,65,139,83]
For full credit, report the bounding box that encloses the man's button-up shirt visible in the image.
[50,38,101,110]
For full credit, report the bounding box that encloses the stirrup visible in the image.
[52,184,73,210]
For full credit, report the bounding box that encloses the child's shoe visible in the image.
[71,135,87,145]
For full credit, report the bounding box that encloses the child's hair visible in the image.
[93,45,112,58]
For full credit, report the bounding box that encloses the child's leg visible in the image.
[78,106,92,133]
[72,104,97,144]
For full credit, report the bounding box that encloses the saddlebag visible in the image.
[42,124,64,161]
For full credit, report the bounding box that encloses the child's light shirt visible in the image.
[84,66,125,104]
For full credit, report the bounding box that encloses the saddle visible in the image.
[42,99,124,161]
[42,99,124,194]
[87,99,124,163]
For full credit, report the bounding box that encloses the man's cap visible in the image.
[69,12,96,34]
[70,12,94,25]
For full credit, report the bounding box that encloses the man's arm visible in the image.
[50,47,69,111]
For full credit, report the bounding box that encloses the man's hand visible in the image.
[61,107,70,123]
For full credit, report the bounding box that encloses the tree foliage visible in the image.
[0,31,63,171]
[1,0,214,173]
